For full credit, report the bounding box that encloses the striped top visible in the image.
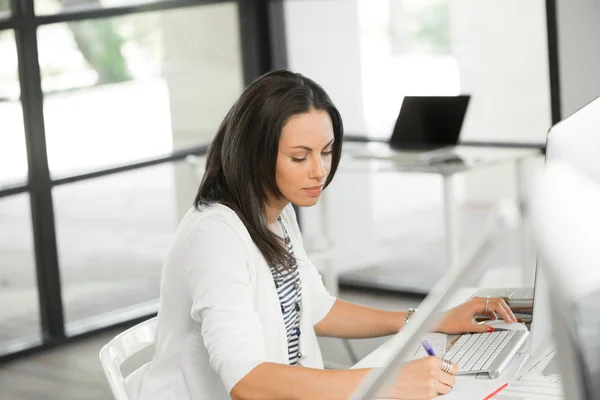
[269,217,303,365]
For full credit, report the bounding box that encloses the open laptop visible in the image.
[352,95,471,164]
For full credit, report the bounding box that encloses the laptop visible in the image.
[352,95,471,164]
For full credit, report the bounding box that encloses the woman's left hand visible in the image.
[436,297,518,334]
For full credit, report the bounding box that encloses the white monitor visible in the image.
[529,95,600,357]
[546,96,600,183]
[532,161,600,399]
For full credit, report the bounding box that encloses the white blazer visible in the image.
[138,203,336,399]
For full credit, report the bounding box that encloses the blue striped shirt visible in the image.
[269,218,302,365]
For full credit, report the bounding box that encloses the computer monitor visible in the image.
[546,96,600,183]
[389,95,471,150]
[350,201,519,400]
[529,95,600,358]
[531,161,600,399]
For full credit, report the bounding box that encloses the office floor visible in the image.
[0,288,423,400]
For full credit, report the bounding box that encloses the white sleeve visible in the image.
[306,259,337,326]
[184,218,266,394]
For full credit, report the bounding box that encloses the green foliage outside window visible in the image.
[412,1,451,54]
[390,0,452,55]
[60,0,131,85]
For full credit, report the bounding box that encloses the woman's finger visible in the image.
[435,379,452,395]
[433,357,459,375]
[437,369,456,389]
[498,297,518,322]
[488,300,516,323]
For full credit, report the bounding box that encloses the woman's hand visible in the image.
[436,297,518,334]
[380,356,459,399]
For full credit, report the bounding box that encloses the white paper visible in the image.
[500,343,563,399]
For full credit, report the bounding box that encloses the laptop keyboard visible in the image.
[444,330,529,378]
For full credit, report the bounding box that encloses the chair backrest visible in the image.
[99,317,157,400]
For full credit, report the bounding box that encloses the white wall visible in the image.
[284,0,380,275]
[556,0,600,117]
[284,0,367,134]
[450,0,551,204]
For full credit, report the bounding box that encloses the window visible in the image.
[358,0,551,143]
[39,3,244,177]
[53,161,198,334]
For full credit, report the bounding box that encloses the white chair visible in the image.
[99,317,157,400]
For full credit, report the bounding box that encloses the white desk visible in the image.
[342,143,541,284]
[351,287,563,399]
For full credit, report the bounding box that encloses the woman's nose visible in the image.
[310,156,327,180]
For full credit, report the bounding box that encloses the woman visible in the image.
[138,69,516,400]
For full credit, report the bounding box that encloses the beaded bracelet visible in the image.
[404,308,417,325]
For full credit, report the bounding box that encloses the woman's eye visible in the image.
[291,157,307,163]
[322,150,333,156]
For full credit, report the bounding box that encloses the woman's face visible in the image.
[275,108,335,207]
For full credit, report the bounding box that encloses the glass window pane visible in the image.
[0,194,42,356]
[0,31,28,188]
[54,160,202,334]
[38,2,244,177]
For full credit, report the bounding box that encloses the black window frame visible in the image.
[0,0,287,363]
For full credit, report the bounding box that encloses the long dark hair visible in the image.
[195,69,344,271]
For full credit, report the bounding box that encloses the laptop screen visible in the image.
[390,95,470,149]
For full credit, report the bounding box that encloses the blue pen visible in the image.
[421,339,436,356]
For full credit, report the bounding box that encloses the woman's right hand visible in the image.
[381,356,459,399]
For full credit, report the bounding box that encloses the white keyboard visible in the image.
[444,329,529,378]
